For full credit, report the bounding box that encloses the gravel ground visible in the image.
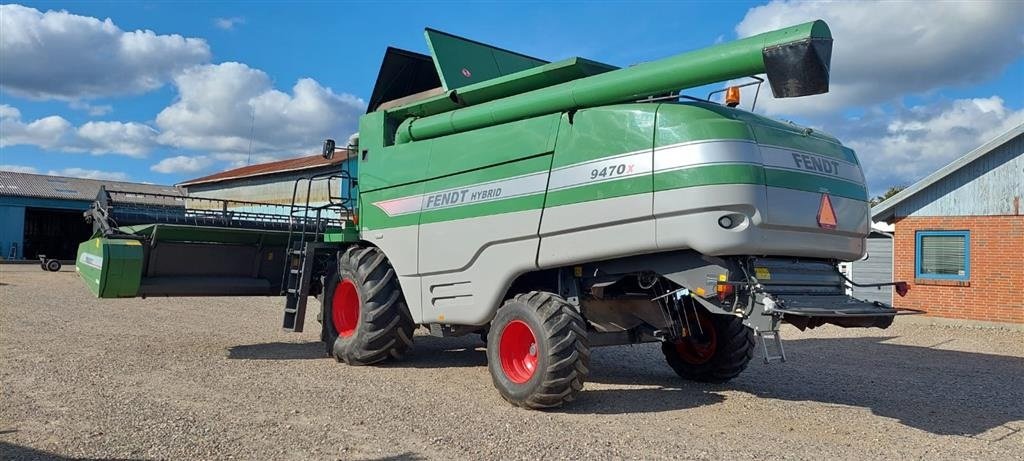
[2,265,1022,460]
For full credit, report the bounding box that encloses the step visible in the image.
[759,330,786,364]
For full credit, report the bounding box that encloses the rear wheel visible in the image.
[486,292,590,409]
[322,246,414,365]
[661,306,754,383]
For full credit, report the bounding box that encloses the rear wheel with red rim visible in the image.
[486,292,590,409]
[661,305,754,383]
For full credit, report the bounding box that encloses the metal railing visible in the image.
[87,187,348,235]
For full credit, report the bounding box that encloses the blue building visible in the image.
[0,171,181,260]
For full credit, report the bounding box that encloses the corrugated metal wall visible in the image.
[897,133,1023,218]
[184,161,357,215]
[851,236,893,305]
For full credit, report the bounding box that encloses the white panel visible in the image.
[416,210,542,325]
[538,194,657,268]
[653,184,866,261]
[419,209,541,274]
[540,191,652,234]
[367,226,423,321]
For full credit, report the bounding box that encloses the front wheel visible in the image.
[322,246,415,365]
[661,306,754,383]
[486,292,590,409]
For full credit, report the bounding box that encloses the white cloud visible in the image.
[0,104,72,150]
[150,155,214,174]
[0,104,156,157]
[842,97,1024,192]
[0,164,39,174]
[214,17,245,30]
[735,1,1024,116]
[0,4,211,100]
[0,105,21,119]
[155,62,365,157]
[69,100,114,116]
[76,121,158,157]
[47,167,129,181]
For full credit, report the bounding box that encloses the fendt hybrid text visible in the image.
[77,20,916,408]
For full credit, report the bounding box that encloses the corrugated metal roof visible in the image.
[178,152,350,187]
[871,122,1024,222]
[0,170,182,202]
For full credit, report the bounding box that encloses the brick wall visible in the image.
[892,215,1024,323]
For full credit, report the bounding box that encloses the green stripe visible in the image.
[653,164,866,201]
[654,164,764,191]
[545,175,650,207]
[764,169,867,201]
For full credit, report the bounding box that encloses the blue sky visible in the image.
[1,1,1022,195]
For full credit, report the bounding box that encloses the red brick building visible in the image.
[872,124,1023,324]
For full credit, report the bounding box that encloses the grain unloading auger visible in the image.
[77,20,919,408]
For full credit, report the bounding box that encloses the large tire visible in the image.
[661,306,754,383]
[486,292,590,409]
[322,246,414,365]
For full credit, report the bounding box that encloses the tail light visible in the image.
[716,274,735,301]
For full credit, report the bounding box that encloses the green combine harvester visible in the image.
[78,20,915,408]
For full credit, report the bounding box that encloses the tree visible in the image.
[870,185,906,207]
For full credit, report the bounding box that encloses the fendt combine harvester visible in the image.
[77,20,916,408]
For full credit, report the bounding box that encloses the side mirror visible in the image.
[322,139,336,159]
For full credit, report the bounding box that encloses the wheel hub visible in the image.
[332,279,360,338]
[674,313,718,365]
[498,320,538,384]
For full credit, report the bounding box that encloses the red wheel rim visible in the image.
[332,279,360,338]
[498,320,538,384]
[674,312,718,364]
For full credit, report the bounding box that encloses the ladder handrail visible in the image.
[280,167,357,333]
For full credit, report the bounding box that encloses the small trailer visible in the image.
[77,20,917,408]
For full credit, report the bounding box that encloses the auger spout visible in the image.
[395,20,831,143]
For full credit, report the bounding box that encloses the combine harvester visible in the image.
[77,20,916,408]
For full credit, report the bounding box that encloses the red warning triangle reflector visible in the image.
[817,193,838,230]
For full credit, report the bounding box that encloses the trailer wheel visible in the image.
[486,291,590,409]
[661,307,754,383]
[45,259,62,272]
[322,246,414,365]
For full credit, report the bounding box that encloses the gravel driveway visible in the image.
[2,265,1022,460]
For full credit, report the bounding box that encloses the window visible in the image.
[915,230,969,280]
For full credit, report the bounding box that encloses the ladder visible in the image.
[280,172,354,332]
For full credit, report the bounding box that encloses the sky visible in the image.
[0,1,1022,195]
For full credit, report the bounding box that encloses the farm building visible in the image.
[870,123,1023,324]
[0,171,182,261]
[842,230,895,306]
[178,150,357,209]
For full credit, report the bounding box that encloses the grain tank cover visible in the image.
[381,30,617,119]
[367,47,442,113]
[425,28,548,90]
